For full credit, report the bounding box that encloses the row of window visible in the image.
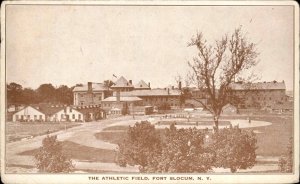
[15,114,82,120]
[15,115,43,120]
[78,93,102,98]
[144,97,177,102]
[110,110,121,115]
[60,114,81,120]
[245,96,287,101]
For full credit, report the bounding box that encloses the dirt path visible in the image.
[5,115,148,171]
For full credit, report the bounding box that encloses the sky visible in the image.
[6,5,295,90]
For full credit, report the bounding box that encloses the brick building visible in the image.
[114,88,181,108]
[229,81,289,109]
[73,82,111,106]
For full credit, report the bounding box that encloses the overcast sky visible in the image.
[6,5,294,90]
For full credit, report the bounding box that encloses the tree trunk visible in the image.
[214,116,219,132]
[230,167,237,173]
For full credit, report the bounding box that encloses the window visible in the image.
[72,114,75,119]
[39,115,42,120]
[80,94,83,97]
[34,115,37,120]
[81,102,83,105]
[16,115,19,120]
[21,115,24,120]
[61,114,64,119]
[78,114,81,120]
[99,96,102,100]
[27,115,30,119]
[70,108,72,112]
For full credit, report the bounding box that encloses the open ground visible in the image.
[5,111,293,173]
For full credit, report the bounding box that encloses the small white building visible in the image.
[221,103,238,115]
[50,106,84,122]
[13,106,46,122]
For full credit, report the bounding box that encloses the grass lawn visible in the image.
[95,131,127,145]
[247,116,293,157]
[19,141,116,163]
[96,114,293,157]
[6,122,81,142]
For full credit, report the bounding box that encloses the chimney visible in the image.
[167,88,170,95]
[129,80,132,85]
[148,82,151,88]
[178,81,182,90]
[88,82,92,93]
[116,90,120,103]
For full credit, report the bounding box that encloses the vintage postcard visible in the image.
[1,0,299,183]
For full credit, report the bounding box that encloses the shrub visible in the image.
[146,124,214,173]
[278,137,293,173]
[116,121,162,171]
[34,135,74,173]
[210,126,257,173]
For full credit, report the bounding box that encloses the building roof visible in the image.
[134,80,150,89]
[13,105,46,115]
[73,83,107,92]
[230,81,286,91]
[113,89,181,97]
[111,76,134,88]
[102,96,143,102]
[34,104,65,115]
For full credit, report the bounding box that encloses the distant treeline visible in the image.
[7,82,75,105]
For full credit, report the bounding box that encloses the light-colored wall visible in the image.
[51,106,83,122]
[74,91,104,106]
[13,106,45,122]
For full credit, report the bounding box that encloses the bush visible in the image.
[116,122,257,173]
[116,122,214,173]
[147,124,214,173]
[210,126,257,173]
[116,121,161,171]
[278,137,293,173]
[34,135,74,173]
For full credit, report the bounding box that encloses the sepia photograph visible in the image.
[1,1,299,183]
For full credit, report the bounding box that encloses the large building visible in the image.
[114,88,181,108]
[73,82,111,106]
[229,81,289,109]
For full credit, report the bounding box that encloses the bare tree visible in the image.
[188,27,259,131]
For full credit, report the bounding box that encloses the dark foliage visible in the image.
[34,135,74,173]
[116,121,162,171]
[7,82,74,105]
[210,125,257,172]
[116,121,257,173]
[278,137,293,173]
